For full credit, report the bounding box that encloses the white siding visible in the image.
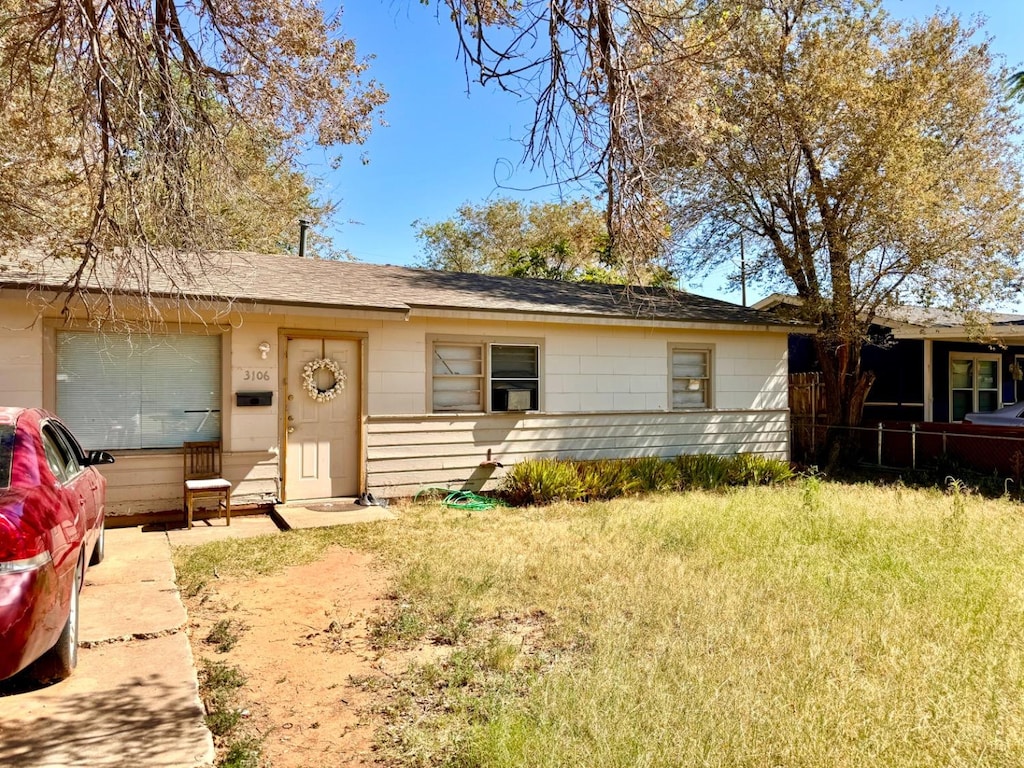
[98,450,279,518]
[0,298,793,516]
[366,409,790,498]
[0,302,43,407]
[404,318,790,415]
[228,321,280,452]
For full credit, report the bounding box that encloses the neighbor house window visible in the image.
[671,347,712,409]
[55,331,222,450]
[432,342,539,412]
[950,353,1000,421]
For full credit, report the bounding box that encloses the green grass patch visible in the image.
[204,619,248,653]
[175,483,1024,767]
[196,659,261,765]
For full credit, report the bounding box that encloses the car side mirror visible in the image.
[86,450,116,466]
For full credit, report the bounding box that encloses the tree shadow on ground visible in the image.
[0,670,210,767]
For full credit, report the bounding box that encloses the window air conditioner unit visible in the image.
[506,389,532,411]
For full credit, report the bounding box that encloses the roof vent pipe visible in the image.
[298,219,310,258]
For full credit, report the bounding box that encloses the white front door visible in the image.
[285,337,360,500]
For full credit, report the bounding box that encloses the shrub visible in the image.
[576,459,638,500]
[626,456,681,493]
[500,458,583,506]
[730,453,794,486]
[676,454,733,490]
[501,454,794,506]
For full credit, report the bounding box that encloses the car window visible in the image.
[41,424,80,483]
[50,420,87,465]
[41,430,69,482]
[0,425,13,488]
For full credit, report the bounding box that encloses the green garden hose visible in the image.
[414,487,502,510]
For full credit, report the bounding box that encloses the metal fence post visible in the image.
[911,423,917,470]
[878,422,884,466]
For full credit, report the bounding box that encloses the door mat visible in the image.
[301,502,358,513]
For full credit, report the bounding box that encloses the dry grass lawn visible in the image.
[174,480,1024,767]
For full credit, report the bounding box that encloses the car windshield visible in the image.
[0,425,13,488]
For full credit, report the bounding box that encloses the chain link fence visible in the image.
[791,417,1024,489]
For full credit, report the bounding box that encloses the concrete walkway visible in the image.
[0,527,215,768]
[0,499,395,768]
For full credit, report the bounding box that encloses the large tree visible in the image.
[1,0,386,307]
[641,0,1024,457]
[414,197,672,283]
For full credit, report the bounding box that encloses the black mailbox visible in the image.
[236,391,273,407]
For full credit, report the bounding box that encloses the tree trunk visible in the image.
[814,333,876,470]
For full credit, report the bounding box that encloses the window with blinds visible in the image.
[55,332,222,450]
[431,341,540,413]
[671,347,712,410]
[432,343,484,412]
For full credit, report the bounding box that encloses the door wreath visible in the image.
[302,358,347,403]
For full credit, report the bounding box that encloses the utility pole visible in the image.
[740,235,747,307]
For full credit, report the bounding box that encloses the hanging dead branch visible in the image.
[0,0,386,317]
[440,0,728,282]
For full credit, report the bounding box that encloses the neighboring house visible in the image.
[754,294,1024,424]
[1,252,802,524]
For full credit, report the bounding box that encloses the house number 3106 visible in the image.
[243,369,271,382]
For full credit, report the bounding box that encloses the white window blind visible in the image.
[431,342,541,413]
[432,343,484,412]
[671,348,711,409]
[56,332,222,450]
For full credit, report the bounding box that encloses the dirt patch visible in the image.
[182,547,415,768]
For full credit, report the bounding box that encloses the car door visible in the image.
[50,420,102,532]
[38,423,89,573]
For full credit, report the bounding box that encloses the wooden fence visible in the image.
[789,372,827,460]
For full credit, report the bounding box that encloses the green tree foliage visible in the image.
[0,0,386,307]
[640,0,1024,455]
[1010,72,1024,100]
[414,197,672,284]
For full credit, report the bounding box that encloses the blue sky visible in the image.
[310,1,1024,305]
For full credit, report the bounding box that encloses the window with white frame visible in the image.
[949,353,1000,421]
[671,347,712,410]
[432,341,539,412]
[55,331,222,450]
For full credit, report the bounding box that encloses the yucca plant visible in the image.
[676,453,733,490]
[500,458,583,506]
[730,453,794,486]
[577,459,638,500]
[626,456,680,493]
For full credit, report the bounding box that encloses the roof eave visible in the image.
[406,304,808,332]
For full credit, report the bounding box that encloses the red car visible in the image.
[0,407,114,682]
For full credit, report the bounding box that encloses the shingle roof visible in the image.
[752,293,1024,332]
[880,304,1024,329]
[1,250,797,328]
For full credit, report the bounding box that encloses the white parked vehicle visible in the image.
[962,402,1024,426]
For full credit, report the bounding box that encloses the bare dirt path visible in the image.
[182,548,402,768]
